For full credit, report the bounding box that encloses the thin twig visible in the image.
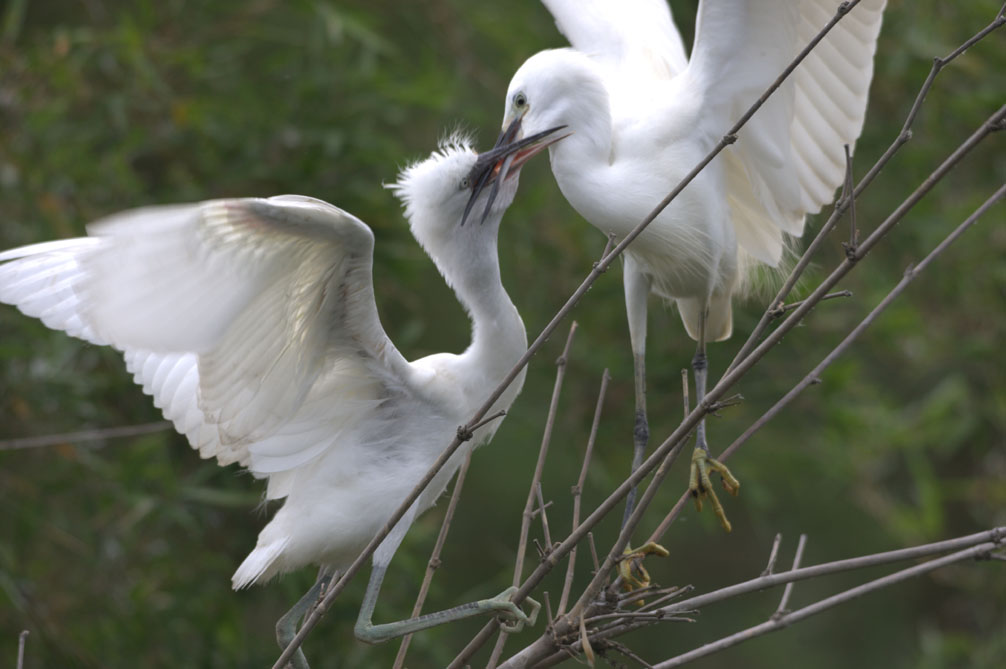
[769,290,853,319]
[558,369,610,616]
[486,322,579,668]
[17,630,28,669]
[588,533,600,575]
[842,144,859,257]
[773,534,807,619]
[393,451,473,669]
[584,610,692,625]
[0,421,171,450]
[652,542,1002,668]
[762,533,783,577]
[636,585,694,613]
[599,639,655,669]
[536,483,553,550]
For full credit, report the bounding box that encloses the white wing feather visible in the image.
[0,195,412,474]
[684,0,885,264]
[542,0,688,80]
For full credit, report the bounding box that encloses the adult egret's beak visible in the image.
[461,121,569,226]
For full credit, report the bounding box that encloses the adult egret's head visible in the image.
[502,49,607,149]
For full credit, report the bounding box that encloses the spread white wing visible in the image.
[684,0,885,264]
[542,0,688,80]
[0,195,413,475]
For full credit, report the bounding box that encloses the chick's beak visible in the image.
[461,119,569,226]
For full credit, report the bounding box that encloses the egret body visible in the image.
[0,126,564,665]
[501,0,885,528]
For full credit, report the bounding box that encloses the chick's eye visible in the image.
[459,176,471,190]
[514,92,527,108]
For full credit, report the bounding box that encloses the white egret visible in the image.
[501,0,885,530]
[0,124,565,666]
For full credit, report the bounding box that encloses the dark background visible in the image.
[1,1,1003,667]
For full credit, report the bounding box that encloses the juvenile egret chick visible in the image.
[502,0,885,531]
[0,124,565,666]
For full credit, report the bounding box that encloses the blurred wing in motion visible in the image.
[0,195,412,475]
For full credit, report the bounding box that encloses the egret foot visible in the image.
[488,586,541,633]
[689,447,740,533]
[618,541,669,600]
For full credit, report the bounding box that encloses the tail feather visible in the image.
[232,536,290,590]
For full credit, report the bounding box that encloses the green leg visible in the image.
[276,567,335,669]
[353,563,540,644]
[623,352,650,527]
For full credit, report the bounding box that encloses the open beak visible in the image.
[460,118,569,226]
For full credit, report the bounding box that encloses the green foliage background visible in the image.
[1,1,1003,667]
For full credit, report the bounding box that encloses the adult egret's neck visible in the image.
[542,57,613,179]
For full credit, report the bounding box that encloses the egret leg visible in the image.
[687,305,740,532]
[276,567,336,669]
[353,563,540,644]
[622,256,651,527]
[353,509,539,644]
[617,258,669,588]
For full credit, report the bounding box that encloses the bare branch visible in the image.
[558,369,610,616]
[535,483,553,550]
[773,534,807,620]
[0,422,171,450]
[768,290,853,319]
[487,321,579,668]
[652,541,1002,668]
[762,533,783,577]
[841,145,859,258]
[17,630,28,669]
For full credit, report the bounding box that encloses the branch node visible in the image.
[842,240,859,261]
[708,394,744,415]
[723,133,738,145]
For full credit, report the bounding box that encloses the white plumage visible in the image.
[0,137,536,593]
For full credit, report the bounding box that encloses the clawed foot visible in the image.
[485,586,540,633]
[618,541,669,599]
[689,447,740,532]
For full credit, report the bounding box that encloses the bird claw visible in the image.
[689,447,740,533]
[618,541,669,599]
[487,586,540,633]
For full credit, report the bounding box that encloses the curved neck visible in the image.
[431,225,527,375]
[545,64,614,189]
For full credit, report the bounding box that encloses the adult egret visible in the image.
[501,0,885,530]
[0,123,565,665]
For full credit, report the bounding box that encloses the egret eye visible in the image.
[514,92,527,108]
[459,176,471,190]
